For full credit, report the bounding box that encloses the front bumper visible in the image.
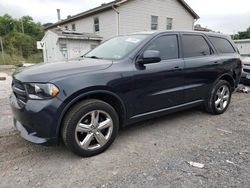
[13,119,56,145]
[10,93,61,145]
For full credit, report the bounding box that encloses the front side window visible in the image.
[145,35,179,60]
[151,15,158,30]
[208,36,235,53]
[85,35,148,60]
[94,17,100,32]
[166,17,173,30]
[182,35,213,58]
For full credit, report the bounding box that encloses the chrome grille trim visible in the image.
[12,79,28,105]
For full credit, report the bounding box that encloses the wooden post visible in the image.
[0,36,5,65]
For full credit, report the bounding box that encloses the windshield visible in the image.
[85,35,148,60]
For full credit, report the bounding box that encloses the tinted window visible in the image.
[208,36,235,53]
[145,35,178,60]
[182,35,212,58]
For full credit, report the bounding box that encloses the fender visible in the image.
[215,73,235,88]
[55,89,127,140]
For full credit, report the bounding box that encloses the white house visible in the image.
[42,29,102,62]
[44,0,199,62]
[234,39,250,56]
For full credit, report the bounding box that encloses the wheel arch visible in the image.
[216,73,235,90]
[56,90,127,140]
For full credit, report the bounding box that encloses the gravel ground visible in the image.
[0,71,249,188]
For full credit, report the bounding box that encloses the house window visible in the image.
[59,43,67,51]
[151,15,158,30]
[91,44,98,49]
[71,24,76,31]
[65,25,68,30]
[94,17,100,32]
[166,17,173,30]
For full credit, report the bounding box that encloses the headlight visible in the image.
[25,83,59,99]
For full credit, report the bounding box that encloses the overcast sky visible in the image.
[0,0,250,34]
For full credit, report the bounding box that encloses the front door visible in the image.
[132,34,185,116]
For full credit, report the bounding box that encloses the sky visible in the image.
[0,0,250,34]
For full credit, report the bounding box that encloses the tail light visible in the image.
[240,59,243,73]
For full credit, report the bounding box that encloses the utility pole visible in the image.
[0,37,5,65]
[21,19,24,34]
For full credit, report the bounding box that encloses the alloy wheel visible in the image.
[214,85,230,111]
[75,110,113,150]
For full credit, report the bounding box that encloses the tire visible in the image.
[62,99,119,157]
[205,80,232,115]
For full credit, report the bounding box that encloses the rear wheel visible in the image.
[62,99,119,157]
[205,80,232,115]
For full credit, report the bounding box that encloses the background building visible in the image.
[42,29,101,62]
[234,39,250,56]
[44,0,199,62]
[194,24,211,32]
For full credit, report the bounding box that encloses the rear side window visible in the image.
[182,35,212,58]
[145,35,179,60]
[208,36,235,54]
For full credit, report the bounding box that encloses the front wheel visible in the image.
[205,80,232,115]
[62,99,119,157]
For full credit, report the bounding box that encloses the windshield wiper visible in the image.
[87,56,102,59]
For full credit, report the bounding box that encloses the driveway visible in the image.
[0,71,249,188]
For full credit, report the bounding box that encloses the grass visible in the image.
[0,52,43,65]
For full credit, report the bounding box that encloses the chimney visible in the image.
[57,9,61,21]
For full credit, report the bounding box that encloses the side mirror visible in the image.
[140,50,161,64]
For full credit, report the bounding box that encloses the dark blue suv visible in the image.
[10,31,242,157]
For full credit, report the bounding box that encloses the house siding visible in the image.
[42,31,60,62]
[234,40,250,56]
[61,10,117,41]
[118,0,194,35]
[54,0,195,41]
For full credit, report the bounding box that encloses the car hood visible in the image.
[13,58,113,82]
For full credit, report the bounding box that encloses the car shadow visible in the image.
[7,106,207,160]
[119,106,205,134]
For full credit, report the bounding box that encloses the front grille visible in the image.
[12,79,28,105]
[243,69,250,73]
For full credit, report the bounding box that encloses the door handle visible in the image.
[173,66,182,70]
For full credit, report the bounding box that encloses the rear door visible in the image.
[181,33,221,103]
[207,36,242,84]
